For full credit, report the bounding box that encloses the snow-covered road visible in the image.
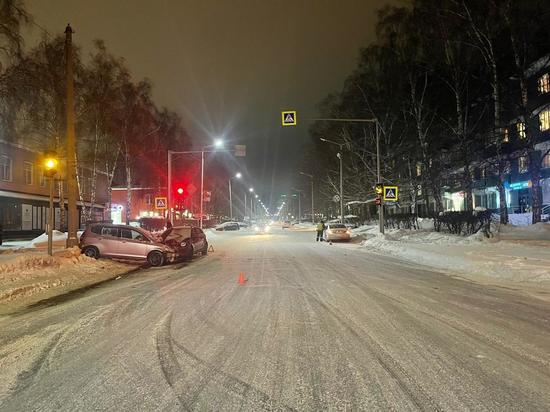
[1,227,550,410]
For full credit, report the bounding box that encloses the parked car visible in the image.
[215,221,240,231]
[79,223,177,266]
[324,223,352,242]
[161,226,208,260]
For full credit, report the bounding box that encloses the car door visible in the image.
[118,227,151,259]
[97,226,122,257]
[191,227,205,252]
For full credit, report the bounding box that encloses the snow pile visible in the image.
[0,247,136,309]
[24,230,84,249]
[353,223,550,283]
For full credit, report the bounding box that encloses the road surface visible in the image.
[1,227,550,411]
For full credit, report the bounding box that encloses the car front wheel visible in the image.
[82,246,99,259]
[147,250,165,267]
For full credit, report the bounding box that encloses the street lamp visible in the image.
[299,171,314,223]
[44,152,58,256]
[291,188,303,223]
[228,172,241,220]
[320,138,345,223]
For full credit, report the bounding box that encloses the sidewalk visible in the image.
[0,245,138,314]
[349,222,550,285]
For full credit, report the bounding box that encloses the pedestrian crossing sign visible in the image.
[282,110,297,126]
[155,197,167,209]
[383,186,398,201]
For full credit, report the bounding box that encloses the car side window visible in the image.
[91,225,102,234]
[101,227,118,237]
[121,228,149,242]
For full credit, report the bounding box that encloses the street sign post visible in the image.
[281,110,297,126]
[155,197,168,209]
[383,186,398,202]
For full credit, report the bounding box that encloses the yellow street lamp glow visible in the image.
[45,158,58,170]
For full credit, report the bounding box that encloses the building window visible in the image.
[502,127,509,143]
[538,73,550,94]
[540,108,550,132]
[516,122,526,139]
[144,194,152,206]
[543,152,550,169]
[37,166,46,187]
[24,161,33,185]
[0,155,12,181]
[518,156,529,173]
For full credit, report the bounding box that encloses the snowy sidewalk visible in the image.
[0,246,138,314]
[348,222,550,284]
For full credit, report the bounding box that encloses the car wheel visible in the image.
[82,246,100,259]
[202,242,208,256]
[147,250,165,267]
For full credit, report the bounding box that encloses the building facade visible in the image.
[0,140,109,239]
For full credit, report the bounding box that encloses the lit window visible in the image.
[516,122,526,139]
[540,108,550,132]
[518,156,529,173]
[24,161,33,185]
[0,155,12,181]
[502,127,509,143]
[543,152,550,169]
[538,73,550,94]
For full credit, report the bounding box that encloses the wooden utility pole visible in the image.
[65,24,78,247]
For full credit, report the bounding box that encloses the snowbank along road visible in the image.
[1,227,550,410]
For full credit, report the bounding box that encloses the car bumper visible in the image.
[326,233,351,241]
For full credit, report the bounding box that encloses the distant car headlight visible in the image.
[346,229,352,234]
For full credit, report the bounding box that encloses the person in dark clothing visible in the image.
[316,220,326,242]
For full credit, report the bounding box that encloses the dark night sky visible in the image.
[26,0,397,208]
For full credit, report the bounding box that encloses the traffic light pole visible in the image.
[48,177,54,256]
[167,150,172,223]
[200,150,204,228]
[376,123,384,234]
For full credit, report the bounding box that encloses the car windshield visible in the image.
[330,224,347,229]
